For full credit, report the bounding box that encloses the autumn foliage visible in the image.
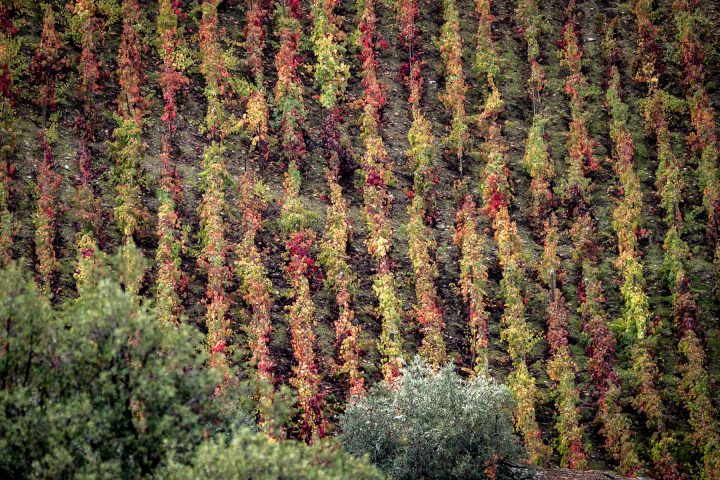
[235,173,276,428]
[198,0,231,373]
[517,0,552,227]
[244,0,269,156]
[454,195,490,375]
[541,217,586,469]
[673,0,720,263]
[155,0,188,326]
[515,0,545,102]
[596,22,644,475]
[31,6,65,118]
[477,18,548,460]
[0,6,16,267]
[668,3,720,477]
[630,3,689,477]
[31,7,65,296]
[398,0,446,368]
[319,156,365,397]
[5,1,720,477]
[358,0,403,384]
[112,0,148,243]
[313,2,365,397]
[33,132,62,296]
[275,3,325,441]
[439,0,468,171]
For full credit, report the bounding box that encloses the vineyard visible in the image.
[1,0,720,477]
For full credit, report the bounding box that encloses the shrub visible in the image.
[274,5,306,167]
[522,114,553,224]
[243,0,269,156]
[340,359,522,479]
[31,5,65,117]
[672,0,720,261]
[154,189,187,325]
[69,0,104,120]
[633,0,661,85]
[601,31,644,473]
[558,3,597,208]
[163,428,383,480]
[476,46,548,463]
[515,0,545,99]
[197,141,230,371]
[69,1,103,279]
[474,0,500,86]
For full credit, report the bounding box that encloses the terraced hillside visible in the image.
[1,0,719,477]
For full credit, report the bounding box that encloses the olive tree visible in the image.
[339,359,523,479]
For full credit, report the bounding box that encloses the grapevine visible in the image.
[359,0,403,384]
[155,0,188,325]
[439,0,468,171]
[313,0,365,397]
[275,2,325,441]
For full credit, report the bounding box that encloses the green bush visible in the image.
[0,261,244,479]
[162,428,383,480]
[339,359,523,479]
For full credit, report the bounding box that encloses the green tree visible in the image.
[0,260,244,479]
[339,359,523,479]
[0,262,55,476]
